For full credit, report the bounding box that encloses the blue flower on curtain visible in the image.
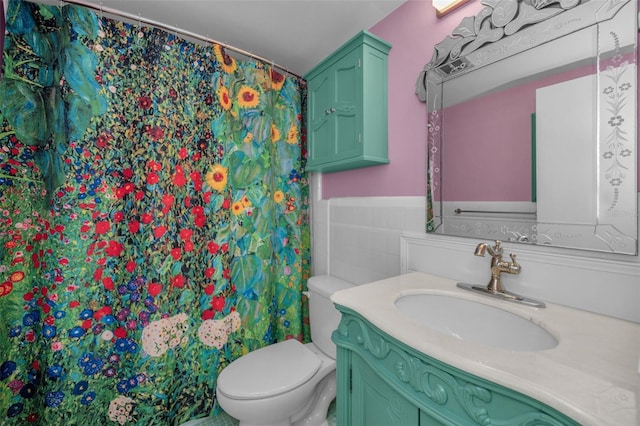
[0,0,311,424]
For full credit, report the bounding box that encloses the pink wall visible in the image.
[321,0,640,198]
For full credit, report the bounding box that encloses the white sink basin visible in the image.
[395,294,558,352]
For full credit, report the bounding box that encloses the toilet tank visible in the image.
[307,275,353,359]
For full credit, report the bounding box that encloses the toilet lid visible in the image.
[218,339,322,400]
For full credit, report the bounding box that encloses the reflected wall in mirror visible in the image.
[416,0,638,255]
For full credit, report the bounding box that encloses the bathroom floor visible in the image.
[180,400,337,426]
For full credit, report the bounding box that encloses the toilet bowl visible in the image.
[216,275,353,426]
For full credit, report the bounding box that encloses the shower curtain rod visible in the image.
[30,0,303,79]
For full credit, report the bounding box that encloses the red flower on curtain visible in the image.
[95,133,112,149]
[94,306,112,321]
[102,276,115,290]
[146,172,160,185]
[128,220,140,233]
[95,221,110,234]
[207,241,219,254]
[173,165,187,186]
[171,274,185,288]
[105,241,124,257]
[147,126,164,141]
[190,171,202,190]
[194,215,206,228]
[148,282,162,297]
[93,267,103,281]
[211,296,225,311]
[179,228,192,241]
[122,168,134,179]
[147,160,162,171]
[138,95,153,110]
[153,226,167,238]
[170,248,181,260]
[0,282,13,298]
[161,194,174,207]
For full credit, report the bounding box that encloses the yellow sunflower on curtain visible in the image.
[270,68,285,91]
[214,43,237,74]
[206,164,228,191]
[237,85,260,108]
[217,85,232,110]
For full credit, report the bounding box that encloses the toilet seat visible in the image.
[217,339,321,400]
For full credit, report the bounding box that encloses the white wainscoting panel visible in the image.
[311,195,639,323]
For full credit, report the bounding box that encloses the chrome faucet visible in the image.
[457,240,545,308]
[474,240,520,294]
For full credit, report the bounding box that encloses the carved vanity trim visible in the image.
[333,308,579,425]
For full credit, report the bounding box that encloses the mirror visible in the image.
[416,0,638,255]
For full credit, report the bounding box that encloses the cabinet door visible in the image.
[307,71,334,165]
[331,48,362,161]
[420,409,452,426]
[351,354,418,426]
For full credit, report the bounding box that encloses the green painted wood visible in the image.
[332,306,581,426]
[304,31,391,172]
[420,409,452,426]
[331,47,360,162]
[335,346,352,426]
[308,71,333,165]
[352,353,419,425]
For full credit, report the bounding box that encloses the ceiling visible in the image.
[66,0,407,76]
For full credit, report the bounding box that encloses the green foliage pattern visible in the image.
[0,1,311,424]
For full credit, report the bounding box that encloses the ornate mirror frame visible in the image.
[416,0,638,255]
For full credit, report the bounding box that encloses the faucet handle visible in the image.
[508,253,521,274]
[488,240,503,257]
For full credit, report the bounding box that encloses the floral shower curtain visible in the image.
[0,1,311,424]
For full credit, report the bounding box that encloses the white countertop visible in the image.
[330,272,640,426]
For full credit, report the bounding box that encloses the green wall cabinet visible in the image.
[304,31,391,172]
[332,307,580,426]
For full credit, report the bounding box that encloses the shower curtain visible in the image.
[0,1,311,424]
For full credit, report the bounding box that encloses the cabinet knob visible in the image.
[325,107,336,115]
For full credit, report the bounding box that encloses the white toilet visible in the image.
[216,275,353,426]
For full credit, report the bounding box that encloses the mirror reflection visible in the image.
[416,0,638,255]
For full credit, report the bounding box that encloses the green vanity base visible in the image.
[332,307,579,426]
